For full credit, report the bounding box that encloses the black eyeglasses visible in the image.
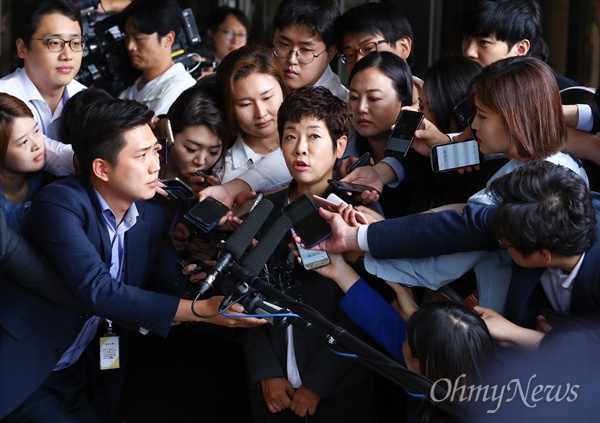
[273,42,327,65]
[339,40,388,65]
[32,37,86,52]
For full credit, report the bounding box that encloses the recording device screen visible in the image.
[282,194,332,248]
[385,110,424,158]
[430,140,481,173]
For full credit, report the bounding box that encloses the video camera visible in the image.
[73,1,201,96]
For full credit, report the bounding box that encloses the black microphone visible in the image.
[197,199,273,296]
[225,213,292,288]
[238,214,292,276]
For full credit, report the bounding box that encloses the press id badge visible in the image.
[100,320,120,370]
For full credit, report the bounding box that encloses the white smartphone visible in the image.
[430,140,481,173]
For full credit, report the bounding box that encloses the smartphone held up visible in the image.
[384,110,424,158]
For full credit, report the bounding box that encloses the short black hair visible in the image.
[277,86,353,149]
[272,0,341,47]
[13,0,82,49]
[460,0,541,51]
[335,3,413,52]
[71,98,154,176]
[348,51,413,106]
[119,0,184,39]
[489,161,596,257]
[61,88,113,144]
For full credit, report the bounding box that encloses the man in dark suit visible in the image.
[306,161,599,329]
[0,98,263,422]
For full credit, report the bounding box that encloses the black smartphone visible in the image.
[327,179,381,196]
[348,152,372,173]
[282,194,332,248]
[192,170,220,186]
[430,140,481,173]
[232,193,264,219]
[384,110,424,158]
[161,178,195,200]
[452,98,477,131]
[184,197,230,233]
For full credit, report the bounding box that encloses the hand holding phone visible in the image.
[327,179,381,196]
[348,152,372,173]
[232,193,264,220]
[282,194,332,248]
[385,110,425,158]
[184,197,230,233]
[159,178,196,200]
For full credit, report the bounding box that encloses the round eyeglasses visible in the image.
[32,37,86,52]
[339,40,388,65]
[273,42,327,65]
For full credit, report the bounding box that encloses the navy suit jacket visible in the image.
[0,175,181,419]
[367,193,600,328]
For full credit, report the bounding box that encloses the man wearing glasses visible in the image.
[0,0,86,175]
[118,0,195,115]
[336,2,419,106]
[272,0,348,101]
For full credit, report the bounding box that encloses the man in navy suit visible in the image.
[305,161,599,329]
[1,98,263,422]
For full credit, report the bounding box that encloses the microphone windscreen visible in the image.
[222,199,273,259]
[240,215,292,276]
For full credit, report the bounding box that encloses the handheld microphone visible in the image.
[197,199,273,296]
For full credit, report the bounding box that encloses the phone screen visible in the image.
[282,194,332,248]
[431,140,480,172]
[385,110,424,158]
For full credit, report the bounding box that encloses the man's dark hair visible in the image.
[61,88,113,144]
[71,98,154,176]
[460,0,542,51]
[489,161,596,257]
[277,86,353,149]
[119,0,183,39]
[335,3,413,52]
[12,0,82,48]
[272,0,341,47]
